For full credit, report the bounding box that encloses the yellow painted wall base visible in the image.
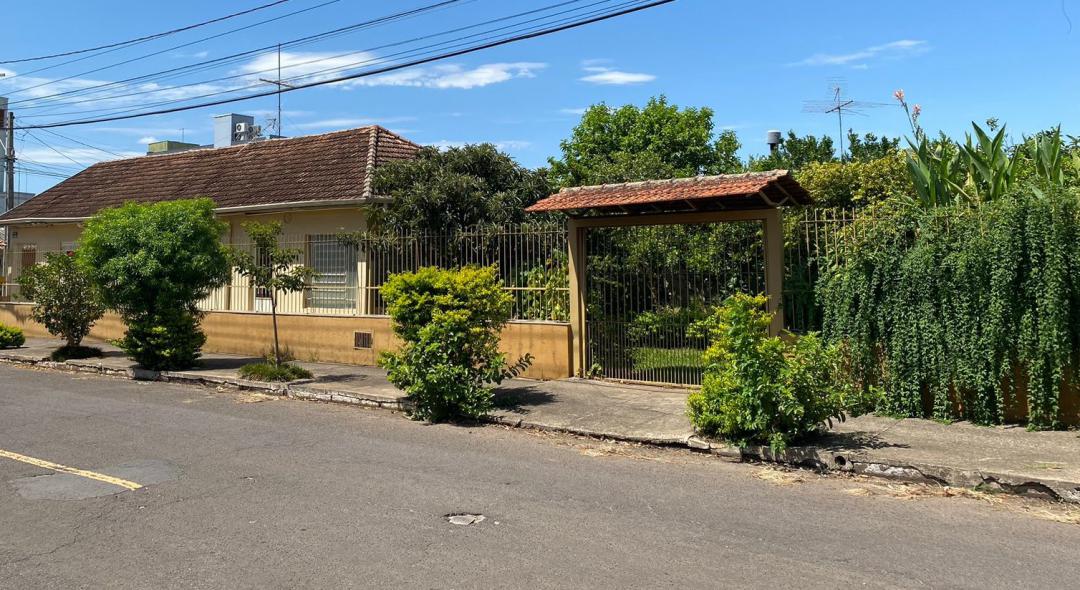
[0,304,572,380]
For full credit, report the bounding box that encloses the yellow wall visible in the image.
[0,304,573,380]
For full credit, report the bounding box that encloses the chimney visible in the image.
[213,113,259,148]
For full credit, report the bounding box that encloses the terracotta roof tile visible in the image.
[0,126,420,222]
[526,170,811,213]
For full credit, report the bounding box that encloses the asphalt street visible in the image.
[1,364,1078,589]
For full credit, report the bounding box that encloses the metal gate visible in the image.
[584,221,766,386]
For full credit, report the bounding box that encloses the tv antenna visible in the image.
[259,44,295,137]
[802,78,889,162]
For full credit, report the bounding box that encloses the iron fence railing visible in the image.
[2,225,570,322]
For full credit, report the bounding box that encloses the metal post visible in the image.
[2,108,14,291]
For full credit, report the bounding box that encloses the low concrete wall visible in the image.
[0,303,572,380]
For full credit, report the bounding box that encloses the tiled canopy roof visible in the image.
[526,170,811,214]
[0,126,420,223]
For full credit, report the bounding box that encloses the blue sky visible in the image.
[4,0,1080,194]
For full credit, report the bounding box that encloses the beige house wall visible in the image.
[0,206,573,380]
[0,304,572,380]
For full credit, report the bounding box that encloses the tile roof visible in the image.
[525,170,811,214]
[0,126,420,223]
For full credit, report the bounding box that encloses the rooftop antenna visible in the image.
[259,44,295,137]
[802,78,889,162]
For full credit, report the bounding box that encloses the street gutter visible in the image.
[2,350,1078,504]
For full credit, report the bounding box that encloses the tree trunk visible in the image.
[270,290,281,367]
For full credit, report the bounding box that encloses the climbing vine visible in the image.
[819,186,1080,428]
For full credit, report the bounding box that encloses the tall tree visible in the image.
[846,130,901,162]
[749,131,835,171]
[369,144,549,233]
[549,95,743,187]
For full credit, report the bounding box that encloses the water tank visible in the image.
[766,130,782,152]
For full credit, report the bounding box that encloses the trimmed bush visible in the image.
[380,266,530,422]
[119,310,207,372]
[238,362,313,382]
[0,324,25,348]
[687,294,849,451]
[20,252,105,348]
[78,198,230,370]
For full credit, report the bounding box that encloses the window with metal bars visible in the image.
[307,235,357,310]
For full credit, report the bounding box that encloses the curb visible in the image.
[3,352,1078,504]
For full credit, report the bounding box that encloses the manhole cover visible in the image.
[446,513,485,526]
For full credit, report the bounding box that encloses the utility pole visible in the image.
[1,97,13,292]
[1,97,12,217]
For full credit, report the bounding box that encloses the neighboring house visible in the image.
[0,125,421,316]
[1,191,36,215]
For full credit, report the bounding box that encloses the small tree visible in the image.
[228,221,316,366]
[21,252,105,353]
[380,266,531,421]
[78,198,230,370]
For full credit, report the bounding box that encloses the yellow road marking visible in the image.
[0,449,142,491]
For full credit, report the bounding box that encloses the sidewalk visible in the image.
[3,337,1080,503]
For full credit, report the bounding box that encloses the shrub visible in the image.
[380,266,530,422]
[687,293,848,451]
[238,362,313,382]
[118,309,207,371]
[20,252,105,347]
[0,324,25,348]
[50,345,103,362]
[78,198,230,370]
[796,152,913,208]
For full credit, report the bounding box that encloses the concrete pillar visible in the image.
[566,217,587,377]
[763,207,785,335]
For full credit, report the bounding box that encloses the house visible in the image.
[0,122,573,378]
[0,123,420,311]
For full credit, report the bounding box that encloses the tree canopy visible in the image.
[549,95,743,187]
[370,143,549,233]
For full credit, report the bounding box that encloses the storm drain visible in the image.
[446,513,486,526]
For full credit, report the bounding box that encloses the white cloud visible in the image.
[239,50,381,85]
[790,39,929,68]
[579,65,655,85]
[19,146,141,167]
[559,107,587,116]
[137,136,160,144]
[292,116,417,130]
[239,52,545,90]
[350,62,546,90]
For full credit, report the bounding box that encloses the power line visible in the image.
[23,131,91,167]
[3,0,341,95]
[19,0,636,124]
[7,0,464,108]
[1,0,293,65]
[14,0,600,118]
[37,128,127,158]
[19,0,673,130]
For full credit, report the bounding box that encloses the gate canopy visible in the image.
[526,170,810,216]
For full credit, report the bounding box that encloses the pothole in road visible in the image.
[445,513,486,526]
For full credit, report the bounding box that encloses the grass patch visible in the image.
[50,345,103,362]
[238,362,313,382]
[630,347,705,371]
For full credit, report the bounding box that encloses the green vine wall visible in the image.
[819,186,1080,428]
